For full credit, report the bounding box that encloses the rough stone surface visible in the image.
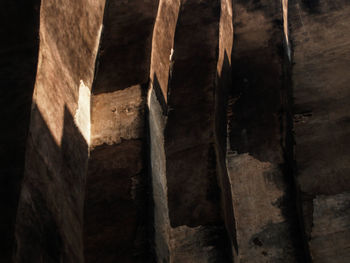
[83,1,159,262]
[148,88,171,262]
[310,193,350,262]
[5,0,350,262]
[170,225,231,263]
[226,154,297,262]
[14,0,105,262]
[90,86,145,146]
[148,1,235,262]
[150,0,181,103]
[227,1,304,261]
[84,140,147,263]
[149,88,232,263]
[84,86,148,263]
[165,0,222,228]
[289,0,350,261]
[290,0,350,196]
[92,0,159,95]
[215,0,237,258]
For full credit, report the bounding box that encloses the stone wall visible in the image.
[14,0,105,261]
[83,1,159,262]
[148,1,235,262]
[0,0,349,262]
[226,1,304,261]
[289,0,350,261]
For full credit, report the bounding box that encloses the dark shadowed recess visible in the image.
[292,0,350,14]
[163,0,234,261]
[0,0,40,261]
[282,31,312,262]
[151,74,168,116]
[165,0,222,228]
[300,0,321,13]
[84,138,150,263]
[235,0,281,17]
[216,52,239,257]
[91,0,159,95]
[230,48,284,163]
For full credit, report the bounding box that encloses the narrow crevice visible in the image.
[141,82,157,263]
[281,14,312,262]
[281,34,312,263]
[145,86,157,263]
